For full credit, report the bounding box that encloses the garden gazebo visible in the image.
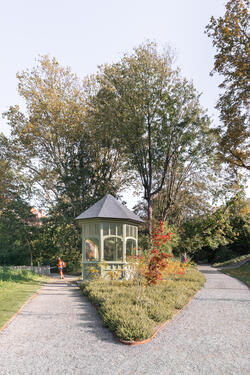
[75,194,144,279]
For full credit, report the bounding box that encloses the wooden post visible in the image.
[82,224,84,279]
[123,223,126,263]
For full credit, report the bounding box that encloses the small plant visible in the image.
[97,260,123,281]
[163,259,186,278]
[86,265,100,279]
[145,252,173,285]
[108,268,122,281]
[145,221,185,285]
[127,255,147,306]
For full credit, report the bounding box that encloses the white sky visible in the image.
[0,0,248,207]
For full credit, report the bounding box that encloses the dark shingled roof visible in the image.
[75,194,144,223]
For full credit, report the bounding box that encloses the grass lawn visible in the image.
[80,266,205,342]
[213,254,250,268]
[221,264,250,288]
[0,267,48,329]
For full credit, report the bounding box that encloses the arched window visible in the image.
[104,237,123,261]
[85,238,99,262]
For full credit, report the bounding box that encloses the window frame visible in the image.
[103,236,123,262]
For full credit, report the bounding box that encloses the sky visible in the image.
[0,0,247,208]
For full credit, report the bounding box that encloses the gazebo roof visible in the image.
[75,194,144,224]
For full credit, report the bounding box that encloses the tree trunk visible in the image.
[27,239,33,267]
[30,250,33,267]
[147,196,153,237]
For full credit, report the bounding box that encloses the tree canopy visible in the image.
[206,0,250,170]
[3,56,124,213]
[87,42,217,233]
[1,56,126,268]
[0,42,248,267]
[179,193,250,262]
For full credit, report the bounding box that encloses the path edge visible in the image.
[115,288,202,345]
[0,279,50,334]
[80,285,203,346]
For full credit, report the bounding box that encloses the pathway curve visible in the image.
[0,266,249,375]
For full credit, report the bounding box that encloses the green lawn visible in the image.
[0,267,48,329]
[213,254,250,268]
[221,264,250,288]
[80,266,205,342]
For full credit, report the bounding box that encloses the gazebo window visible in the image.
[86,238,99,261]
[104,237,123,261]
[83,223,99,237]
[103,223,123,237]
[103,223,109,236]
[126,238,136,257]
[126,224,137,238]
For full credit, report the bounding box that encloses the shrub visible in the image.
[0,267,39,282]
[144,220,186,285]
[213,247,237,263]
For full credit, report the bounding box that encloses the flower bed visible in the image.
[80,266,205,342]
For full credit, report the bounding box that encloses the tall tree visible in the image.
[0,158,13,200]
[153,177,212,227]
[0,138,22,200]
[206,0,250,170]
[2,56,127,268]
[87,42,216,234]
[3,56,124,213]
[0,154,38,266]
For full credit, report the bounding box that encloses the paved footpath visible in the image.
[0,266,249,375]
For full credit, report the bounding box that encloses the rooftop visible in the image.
[75,194,144,224]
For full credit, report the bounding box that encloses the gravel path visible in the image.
[0,266,249,375]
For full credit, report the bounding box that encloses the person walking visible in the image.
[57,257,65,279]
[181,252,187,264]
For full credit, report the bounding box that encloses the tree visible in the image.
[35,209,82,270]
[0,142,38,266]
[0,138,21,200]
[2,56,128,268]
[87,42,216,234]
[152,178,212,227]
[0,159,13,200]
[134,174,214,230]
[3,56,125,213]
[0,191,39,266]
[206,0,250,170]
[179,193,250,261]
